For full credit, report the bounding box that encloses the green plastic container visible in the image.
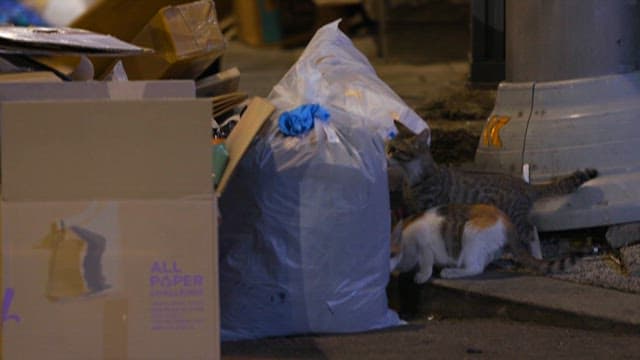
[212,143,229,187]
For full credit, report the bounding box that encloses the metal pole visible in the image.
[505,0,640,82]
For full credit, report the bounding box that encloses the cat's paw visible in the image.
[413,271,432,284]
[441,267,484,279]
[440,268,470,279]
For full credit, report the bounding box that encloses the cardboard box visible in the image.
[123,0,225,80]
[1,98,219,359]
[0,71,61,83]
[70,0,196,77]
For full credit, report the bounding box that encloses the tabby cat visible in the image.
[387,120,598,274]
[391,204,536,283]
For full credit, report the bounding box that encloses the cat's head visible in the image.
[386,120,431,163]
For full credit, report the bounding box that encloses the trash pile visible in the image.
[0,1,431,356]
[0,1,231,359]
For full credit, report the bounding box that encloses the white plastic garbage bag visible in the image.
[219,109,401,340]
[218,20,423,341]
[269,20,427,141]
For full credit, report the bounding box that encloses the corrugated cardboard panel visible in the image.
[1,99,211,201]
[102,298,128,359]
[2,198,218,360]
[0,80,195,101]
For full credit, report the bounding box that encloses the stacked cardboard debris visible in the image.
[74,0,249,177]
[0,1,275,358]
[6,0,255,191]
[69,0,227,81]
[0,1,287,353]
[0,25,150,81]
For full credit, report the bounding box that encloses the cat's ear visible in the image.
[393,120,415,137]
[416,128,431,149]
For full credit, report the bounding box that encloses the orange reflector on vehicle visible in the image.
[482,115,510,148]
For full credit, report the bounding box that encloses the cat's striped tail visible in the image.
[532,168,598,199]
[514,250,578,275]
[506,225,579,275]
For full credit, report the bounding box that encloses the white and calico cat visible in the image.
[390,203,513,284]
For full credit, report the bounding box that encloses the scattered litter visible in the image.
[466,348,483,355]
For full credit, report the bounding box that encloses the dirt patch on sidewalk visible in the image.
[419,87,495,165]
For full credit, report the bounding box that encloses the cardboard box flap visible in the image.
[1,98,211,201]
[0,80,195,101]
[216,97,275,196]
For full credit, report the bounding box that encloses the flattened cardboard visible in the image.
[216,97,275,196]
[0,71,61,82]
[0,26,150,56]
[1,99,212,201]
[212,92,248,118]
[2,198,219,360]
[196,67,241,97]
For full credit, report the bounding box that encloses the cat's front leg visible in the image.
[440,257,486,279]
[414,268,433,284]
[439,266,484,279]
[414,249,435,284]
